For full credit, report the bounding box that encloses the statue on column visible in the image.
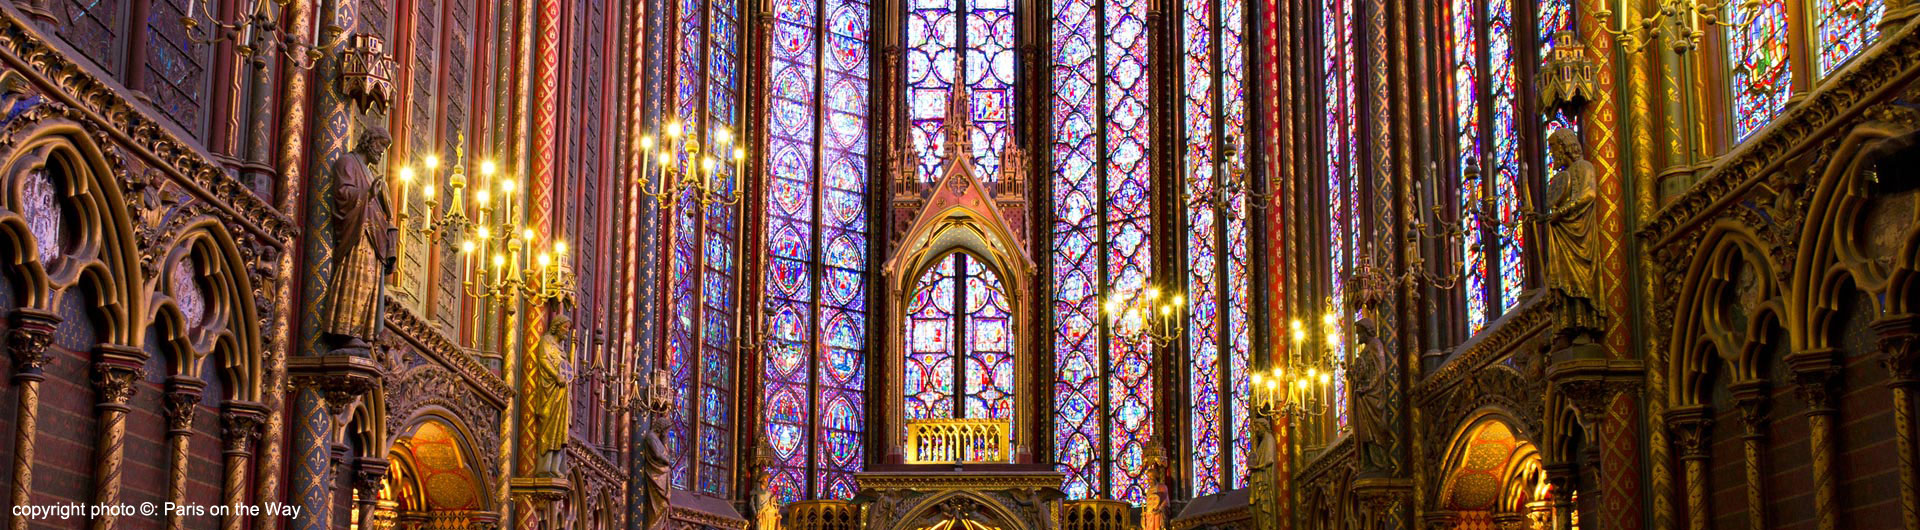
[1542,128,1607,344]
[1140,441,1170,530]
[1247,416,1278,530]
[320,125,398,353]
[748,439,780,530]
[637,370,675,530]
[525,314,575,475]
[1348,315,1394,474]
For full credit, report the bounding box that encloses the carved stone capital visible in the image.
[221,402,268,452]
[1491,513,1529,530]
[510,476,573,503]
[1728,380,1771,434]
[1666,405,1713,459]
[91,358,143,408]
[1545,354,1642,430]
[7,309,59,378]
[1420,510,1460,530]
[288,354,383,416]
[1874,315,1920,386]
[1785,349,1841,413]
[353,458,389,499]
[163,377,206,433]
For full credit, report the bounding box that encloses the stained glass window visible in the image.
[1727,0,1791,141]
[1450,0,1523,334]
[664,0,743,497]
[1322,0,1356,433]
[145,0,209,133]
[904,253,1016,422]
[908,0,1016,180]
[1815,0,1885,76]
[1052,0,1155,502]
[1183,0,1252,496]
[763,0,872,502]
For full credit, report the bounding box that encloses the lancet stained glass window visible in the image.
[908,0,1016,180]
[1184,0,1253,495]
[1814,0,1884,76]
[904,253,1016,423]
[1322,0,1356,433]
[1052,0,1155,502]
[763,0,872,501]
[1450,0,1523,334]
[664,0,742,496]
[1727,0,1790,141]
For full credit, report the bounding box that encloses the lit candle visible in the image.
[397,166,415,219]
[502,178,518,225]
[461,239,475,285]
[733,147,746,196]
[639,135,655,192]
[701,156,717,192]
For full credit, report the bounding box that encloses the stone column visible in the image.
[1730,381,1770,530]
[1492,513,1528,530]
[90,344,147,530]
[1543,463,1576,530]
[1875,316,1920,530]
[222,403,267,530]
[163,378,207,530]
[6,309,57,530]
[355,458,389,530]
[1787,351,1841,530]
[288,387,331,530]
[1665,406,1711,530]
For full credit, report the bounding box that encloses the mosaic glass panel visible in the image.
[1727,0,1791,141]
[1815,0,1884,76]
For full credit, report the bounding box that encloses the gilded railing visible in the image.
[1061,500,1135,530]
[786,500,862,530]
[904,418,1012,464]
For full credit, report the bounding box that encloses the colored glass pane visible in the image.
[764,0,870,501]
[904,254,1017,426]
[1052,0,1153,501]
[1815,0,1884,76]
[1185,0,1223,496]
[1324,0,1356,432]
[907,0,1015,180]
[1489,0,1522,314]
[1185,0,1252,495]
[905,258,959,419]
[664,0,743,496]
[1452,0,1487,334]
[1727,0,1791,141]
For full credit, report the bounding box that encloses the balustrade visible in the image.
[904,419,1013,464]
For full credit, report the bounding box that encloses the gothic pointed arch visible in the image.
[882,137,1036,461]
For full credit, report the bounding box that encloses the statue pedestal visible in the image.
[855,467,1066,530]
[510,476,571,528]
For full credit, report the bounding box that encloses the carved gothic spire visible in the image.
[942,82,973,162]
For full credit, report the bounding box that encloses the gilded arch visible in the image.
[881,156,1037,458]
[1795,118,1920,336]
[0,114,141,343]
[1668,225,1789,406]
[887,490,1034,530]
